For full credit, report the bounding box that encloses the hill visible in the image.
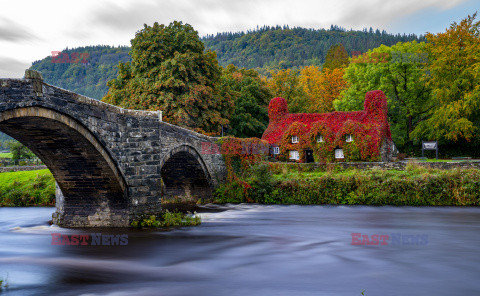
[29,26,423,100]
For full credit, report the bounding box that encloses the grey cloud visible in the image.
[0,16,37,42]
[85,0,263,36]
[0,56,29,78]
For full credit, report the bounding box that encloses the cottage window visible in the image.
[317,135,324,143]
[289,150,300,160]
[272,146,280,155]
[346,134,354,142]
[291,136,299,143]
[335,148,344,159]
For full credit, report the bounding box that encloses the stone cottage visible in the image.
[261,90,394,162]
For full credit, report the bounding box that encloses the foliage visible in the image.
[30,45,131,100]
[0,133,13,151]
[219,65,272,137]
[130,210,201,228]
[266,69,308,113]
[102,21,233,133]
[299,66,347,113]
[6,141,35,161]
[335,41,432,151]
[219,136,269,182]
[279,121,309,162]
[204,25,423,75]
[0,169,55,206]
[214,164,480,206]
[263,91,391,162]
[29,26,422,101]
[323,43,349,70]
[411,13,480,143]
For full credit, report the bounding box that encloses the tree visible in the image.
[299,66,347,113]
[323,43,349,71]
[334,41,432,149]
[411,13,480,143]
[267,69,308,113]
[220,65,272,138]
[6,141,35,161]
[102,21,233,133]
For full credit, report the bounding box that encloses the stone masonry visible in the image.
[0,70,227,227]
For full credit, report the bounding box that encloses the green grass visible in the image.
[0,169,55,206]
[0,152,12,158]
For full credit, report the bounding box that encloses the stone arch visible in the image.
[0,107,128,227]
[160,144,213,201]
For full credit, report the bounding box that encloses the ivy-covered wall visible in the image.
[262,90,393,162]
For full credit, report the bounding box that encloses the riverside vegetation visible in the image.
[213,162,480,206]
[2,164,480,208]
[0,170,54,206]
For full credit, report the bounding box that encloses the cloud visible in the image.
[80,0,470,38]
[336,0,469,29]
[0,56,29,78]
[0,16,38,42]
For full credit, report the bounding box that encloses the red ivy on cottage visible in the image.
[262,90,392,162]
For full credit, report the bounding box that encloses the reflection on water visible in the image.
[1,205,480,296]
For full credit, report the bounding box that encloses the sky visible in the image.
[0,0,478,78]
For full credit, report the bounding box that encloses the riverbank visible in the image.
[213,162,480,206]
[0,169,55,206]
[2,163,480,207]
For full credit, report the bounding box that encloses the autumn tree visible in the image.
[411,13,480,143]
[267,69,308,113]
[335,41,432,149]
[103,21,232,133]
[299,66,347,113]
[323,43,349,70]
[220,65,272,138]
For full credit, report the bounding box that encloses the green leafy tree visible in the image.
[411,13,480,143]
[6,141,35,161]
[267,69,308,113]
[220,65,272,138]
[335,41,432,149]
[103,21,233,133]
[323,43,349,70]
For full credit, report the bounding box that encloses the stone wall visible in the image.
[0,165,47,173]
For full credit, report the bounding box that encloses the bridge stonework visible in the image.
[0,70,227,227]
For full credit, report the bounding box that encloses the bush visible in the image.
[213,164,480,206]
[130,210,201,228]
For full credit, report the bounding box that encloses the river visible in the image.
[1,205,480,296]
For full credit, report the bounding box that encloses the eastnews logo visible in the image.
[51,233,128,246]
[201,141,269,155]
[51,51,89,64]
[351,233,428,246]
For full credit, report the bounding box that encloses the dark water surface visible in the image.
[1,205,480,296]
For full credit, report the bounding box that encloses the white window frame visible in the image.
[346,134,354,143]
[289,150,300,160]
[291,136,299,143]
[272,146,280,155]
[335,148,344,159]
[317,135,324,143]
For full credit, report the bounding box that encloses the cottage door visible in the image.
[305,149,314,163]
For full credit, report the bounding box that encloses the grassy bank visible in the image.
[0,169,55,206]
[0,152,12,158]
[214,163,480,206]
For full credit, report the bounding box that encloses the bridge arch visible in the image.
[160,144,213,201]
[0,107,128,226]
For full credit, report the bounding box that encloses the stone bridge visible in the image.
[0,70,227,227]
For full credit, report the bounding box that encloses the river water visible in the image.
[1,205,480,296]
